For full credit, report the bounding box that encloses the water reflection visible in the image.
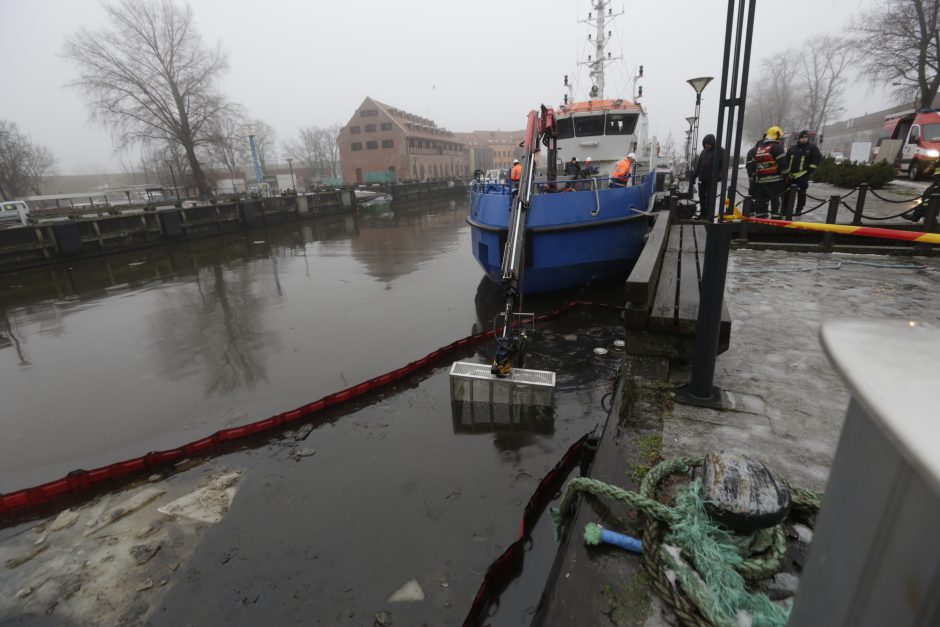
[148,263,282,396]
[451,400,554,435]
[350,199,465,284]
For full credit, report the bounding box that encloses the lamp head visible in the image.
[687,76,714,94]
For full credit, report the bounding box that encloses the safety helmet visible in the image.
[627,152,637,160]
[513,159,519,164]
[766,126,784,141]
[585,157,592,162]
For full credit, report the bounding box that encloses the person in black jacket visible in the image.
[689,134,727,221]
[786,130,822,214]
[564,157,581,176]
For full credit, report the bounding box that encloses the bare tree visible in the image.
[0,120,57,200]
[795,36,852,131]
[283,127,320,177]
[321,123,342,179]
[63,0,235,198]
[744,53,800,142]
[850,0,940,109]
[205,113,249,192]
[284,123,342,184]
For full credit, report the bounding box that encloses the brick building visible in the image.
[453,130,526,173]
[338,97,466,184]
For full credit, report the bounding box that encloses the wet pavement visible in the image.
[0,197,630,625]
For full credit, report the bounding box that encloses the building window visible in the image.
[365,124,376,132]
[380,122,392,131]
[382,139,394,148]
[366,140,378,150]
[360,109,378,117]
[351,142,363,151]
[350,126,360,134]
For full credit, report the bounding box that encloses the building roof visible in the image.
[364,97,461,143]
[452,130,526,147]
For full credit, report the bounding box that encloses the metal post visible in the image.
[822,194,840,251]
[676,222,731,408]
[668,193,679,223]
[782,184,797,221]
[286,158,296,191]
[852,183,867,225]
[166,162,181,207]
[923,193,940,233]
[740,196,752,243]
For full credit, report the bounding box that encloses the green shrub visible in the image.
[812,157,895,189]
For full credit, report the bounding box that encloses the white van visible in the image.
[0,201,29,227]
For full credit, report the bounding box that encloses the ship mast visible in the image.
[580,1,623,100]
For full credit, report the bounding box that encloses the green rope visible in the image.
[552,457,820,627]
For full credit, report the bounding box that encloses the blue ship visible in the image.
[467,173,654,294]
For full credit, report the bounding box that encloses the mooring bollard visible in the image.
[676,221,731,409]
[852,183,868,225]
[924,193,940,233]
[782,184,797,221]
[822,194,840,251]
[740,196,752,243]
[667,193,679,223]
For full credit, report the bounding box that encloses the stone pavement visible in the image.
[534,248,940,625]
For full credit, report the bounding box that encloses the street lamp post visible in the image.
[685,116,698,177]
[687,76,714,174]
[286,157,296,191]
[165,161,181,206]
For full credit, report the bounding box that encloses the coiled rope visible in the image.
[551,458,823,627]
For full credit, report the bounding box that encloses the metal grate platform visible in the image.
[449,361,555,408]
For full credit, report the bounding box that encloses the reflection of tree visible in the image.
[148,263,281,396]
[0,308,30,367]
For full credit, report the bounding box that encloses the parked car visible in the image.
[830,152,846,165]
[0,200,30,228]
[875,108,940,179]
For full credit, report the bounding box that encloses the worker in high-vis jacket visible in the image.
[786,130,822,214]
[610,152,636,188]
[746,126,789,217]
[510,159,522,185]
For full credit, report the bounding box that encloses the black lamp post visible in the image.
[165,160,181,206]
[687,76,714,171]
[286,157,296,191]
[685,116,698,180]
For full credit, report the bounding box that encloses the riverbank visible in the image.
[534,248,939,625]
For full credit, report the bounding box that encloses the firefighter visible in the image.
[786,130,822,214]
[610,152,637,188]
[510,159,522,185]
[905,166,940,222]
[747,126,789,217]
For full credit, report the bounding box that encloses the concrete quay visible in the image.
[535,247,939,625]
[0,179,466,273]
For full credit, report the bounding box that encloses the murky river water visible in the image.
[0,196,628,625]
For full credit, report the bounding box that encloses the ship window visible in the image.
[574,115,605,137]
[557,117,574,139]
[605,113,638,135]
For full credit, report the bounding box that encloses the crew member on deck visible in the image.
[564,157,581,176]
[610,152,636,188]
[510,159,522,186]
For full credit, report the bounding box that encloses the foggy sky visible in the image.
[1,0,888,175]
